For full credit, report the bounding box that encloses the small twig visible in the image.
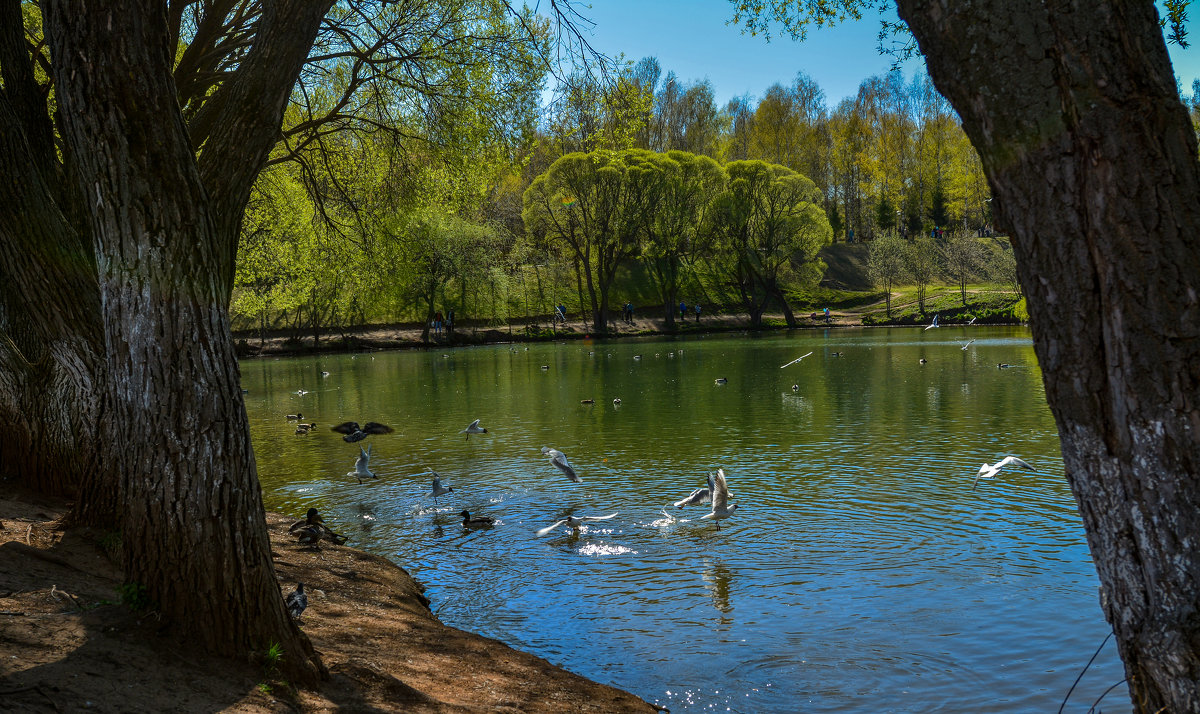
[25,523,33,545]
[1085,677,1128,713]
[1060,632,1113,713]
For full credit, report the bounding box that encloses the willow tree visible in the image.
[641,150,725,326]
[708,160,832,326]
[731,1,1200,709]
[523,149,664,333]
[0,0,552,682]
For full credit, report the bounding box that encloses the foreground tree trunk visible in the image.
[0,8,102,500]
[899,1,1200,710]
[39,0,330,682]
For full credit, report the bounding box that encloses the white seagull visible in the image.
[674,471,716,508]
[973,456,1036,490]
[348,444,375,484]
[701,468,738,529]
[779,352,814,369]
[541,446,580,482]
[460,419,488,440]
[924,314,940,330]
[962,339,976,350]
[428,472,453,504]
[968,316,977,325]
[535,512,618,537]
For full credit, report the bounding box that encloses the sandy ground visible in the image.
[0,485,659,713]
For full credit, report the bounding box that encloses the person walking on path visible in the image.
[694,303,702,322]
[433,311,444,337]
[823,306,830,324]
[679,301,687,321]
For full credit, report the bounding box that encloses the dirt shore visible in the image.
[233,310,856,358]
[0,485,659,713]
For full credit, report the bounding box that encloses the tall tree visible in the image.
[709,160,832,326]
[731,1,1200,708]
[523,149,662,333]
[641,151,725,326]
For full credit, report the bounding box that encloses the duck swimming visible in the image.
[460,510,495,528]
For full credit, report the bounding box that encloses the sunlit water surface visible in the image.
[243,327,1126,712]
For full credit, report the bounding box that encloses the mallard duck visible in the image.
[459,419,488,440]
[580,398,595,405]
[714,377,728,385]
[288,508,347,545]
[460,510,495,528]
[919,358,927,364]
[295,524,323,548]
[331,421,394,443]
[612,397,621,405]
[541,446,580,483]
[791,384,799,392]
[286,413,303,420]
[285,582,307,620]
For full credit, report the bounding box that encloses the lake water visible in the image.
[242,327,1127,712]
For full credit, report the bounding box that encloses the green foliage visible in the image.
[264,642,285,673]
[118,582,151,611]
[867,231,908,317]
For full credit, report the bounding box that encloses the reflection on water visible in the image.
[243,327,1127,712]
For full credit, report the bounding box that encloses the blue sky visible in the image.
[571,1,1200,106]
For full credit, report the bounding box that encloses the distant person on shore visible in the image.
[447,308,455,335]
[433,311,444,337]
[556,304,566,323]
[679,301,687,321]
[824,307,830,323]
[694,303,701,322]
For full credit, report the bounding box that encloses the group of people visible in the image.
[432,308,454,337]
[679,301,701,322]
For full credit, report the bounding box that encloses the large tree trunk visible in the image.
[899,1,1200,710]
[0,7,103,500]
[43,0,327,683]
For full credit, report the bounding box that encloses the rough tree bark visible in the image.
[32,0,332,681]
[897,1,1200,710]
[0,1,102,499]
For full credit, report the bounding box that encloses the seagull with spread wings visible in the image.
[348,444,376,484]
[541,446,580,483]
[674,471,717,509]
[460,419,488,440]
[331,421,394,443]
[700,468,738,530]
[973,456,1037,490]
[535,512,618,537]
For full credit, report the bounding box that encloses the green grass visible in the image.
[859,285,1024,325]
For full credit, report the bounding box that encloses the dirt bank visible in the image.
[0,485,659,712]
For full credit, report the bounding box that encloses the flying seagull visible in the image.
[348,444,376,484]
[962,339,976,350]
[779,352,814,369]
[924,314,940,330]
[460,419,488,440]
[331,421,394,443]
[973,456,1037,490]
[674,471,717,509]
[701,468,738,530]
[285,582,307,620]
[541,446,580,483]
[535,512,618,537]
[429,473,453,504]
